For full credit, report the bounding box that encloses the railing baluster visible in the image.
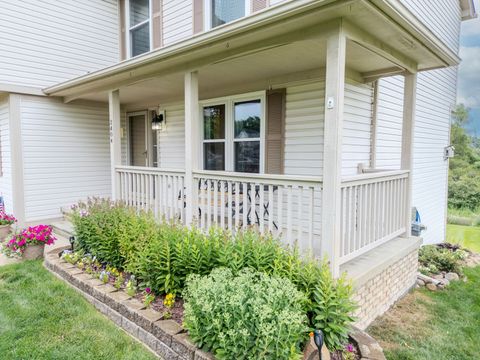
[287,185,292,246]
[277,186,283,237]
[242,182,248,229]
[259,183,265,233]
[268,184,273,233]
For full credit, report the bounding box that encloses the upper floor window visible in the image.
[128,0,151,57]
[205,0,250,30]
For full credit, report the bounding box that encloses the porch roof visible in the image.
[44,0,460,103]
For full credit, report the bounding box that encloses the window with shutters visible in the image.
[201,92,265,173]
[127,0,151,57]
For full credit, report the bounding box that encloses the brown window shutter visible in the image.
[265,89,285,174]
[119,0,127,60]
[193,0,204,34]
[251,0,268,13]
[152,0,163,49]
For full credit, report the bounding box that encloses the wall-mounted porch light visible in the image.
[152,108,166,131]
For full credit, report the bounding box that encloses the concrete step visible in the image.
[50,220,75,239]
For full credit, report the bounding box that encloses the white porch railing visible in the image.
[115,166,409,262]
[339,170,409,264]
[193,170,323,252]
[116,166,185,222]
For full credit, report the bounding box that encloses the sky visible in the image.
[458,0,480,135]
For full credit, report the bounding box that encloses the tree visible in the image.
[448,104,480,210]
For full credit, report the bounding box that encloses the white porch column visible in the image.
[401,72,417,237]
[109,89,121,200]
[184,71,199,225]
[321,27,346,277]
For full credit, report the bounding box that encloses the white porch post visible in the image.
[401,72,417,237]
[184,71,199,225]
[109,89,121,200]
[321,26,346,277]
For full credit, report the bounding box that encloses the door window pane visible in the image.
[234,100,261,138]
[130,0,149,26]
[212,0,245,28]
[234,141,260,173]
[204,105,225,140]
[131,23,150,57]
[204,143,225,170]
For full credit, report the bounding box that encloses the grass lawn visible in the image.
[447,224,480,252]
[0,260,157,360]
[368,265,480,360]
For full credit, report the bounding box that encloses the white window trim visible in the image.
[204,0,252,31]
[200,91,266,173]
[126,0,153,58]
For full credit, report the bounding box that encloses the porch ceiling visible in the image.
[86,37,400,109]
[44,0,459,104]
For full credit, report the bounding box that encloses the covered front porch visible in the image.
[45,0,456,275]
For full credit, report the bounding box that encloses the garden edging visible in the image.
[44,246,212,360]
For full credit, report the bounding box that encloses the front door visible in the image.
[128,112,148,166]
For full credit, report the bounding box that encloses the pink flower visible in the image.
[145,287,151,294]
[345,344,354,353]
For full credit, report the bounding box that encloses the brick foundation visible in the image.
[353,250,418,329]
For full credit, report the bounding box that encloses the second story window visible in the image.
[129,0,151,57]
[206,0,250,30]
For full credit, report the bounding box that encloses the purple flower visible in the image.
[145,287,151,294]
[345,344,354,353]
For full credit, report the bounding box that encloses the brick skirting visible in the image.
[353,250,418,330]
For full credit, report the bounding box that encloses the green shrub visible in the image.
[69,198,158,269]
[183,268,308,360]
[419,245,466,275]
[69,199,356,350]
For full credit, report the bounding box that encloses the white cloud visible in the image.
[458,46,480,108]
[460,7,480,37]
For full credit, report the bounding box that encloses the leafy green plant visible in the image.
[312,262,356,351]
[68,200,356,350]
[419,245,466,275]
[143,287,155,308]
[126,276,137,297]
[114,274,125,290]
[183,268,308,360]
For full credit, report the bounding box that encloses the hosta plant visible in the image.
[183,268,308,360]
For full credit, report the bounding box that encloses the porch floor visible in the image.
[340,236,422,288]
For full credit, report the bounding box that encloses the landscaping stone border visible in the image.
[44,247,213,360]
[44,246,386,360]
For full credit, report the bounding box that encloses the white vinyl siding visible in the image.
[411,67,457,245]
[20,97,111,221]
[163,0,193,46]
[375,70,456,245]
[0,96,13,213]
[158,104,186,169]
[342,81,373,176]
[374,1,461,244]
[399,0,461,53]
[375,76,404,170]
[284,82,324,177]
[283,80,373,178]
[0,0,119,88]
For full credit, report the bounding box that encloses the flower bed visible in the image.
[64,198,359,359]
